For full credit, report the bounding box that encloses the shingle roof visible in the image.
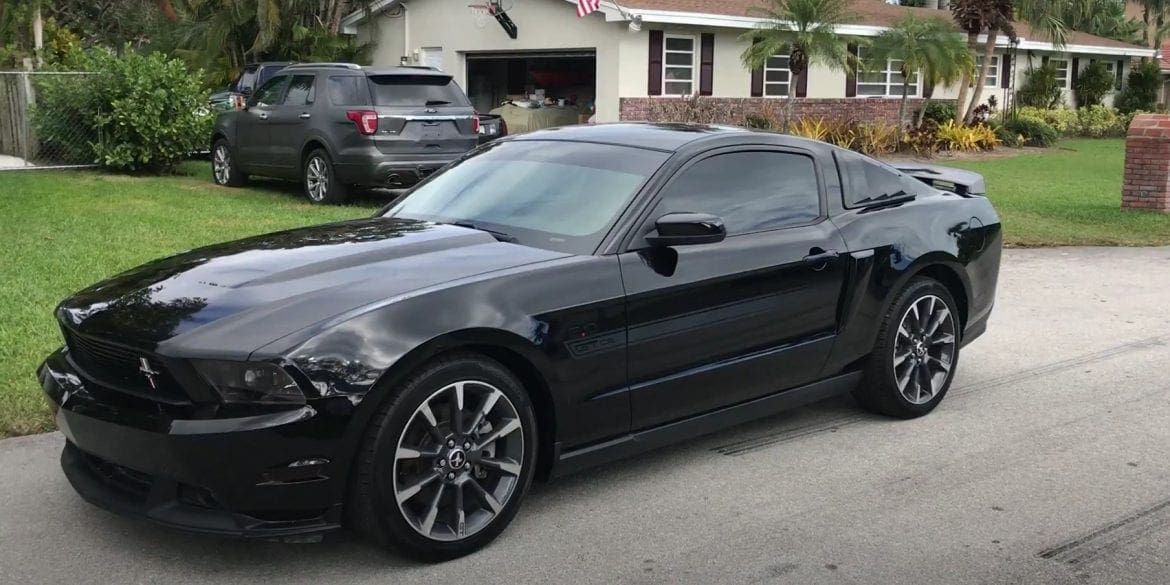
[622,0,1150,51]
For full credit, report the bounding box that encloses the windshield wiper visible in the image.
[425,99,451,106]
[450,221,517,243]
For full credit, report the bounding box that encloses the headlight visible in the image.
[191,360,305,405]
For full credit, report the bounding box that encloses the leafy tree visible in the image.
[739,0,857,131]
[950,0,1017,123]
[1115,59,1161,113]
[864,13,971,139]
[1016,62,1064,108]
[1072,60,1115,107]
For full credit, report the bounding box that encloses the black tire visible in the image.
[302,148,349,204]
[211,139,247,187]
[348,353,538,561]
[853,277,961,419]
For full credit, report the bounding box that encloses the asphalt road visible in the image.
[3,246,1170,584]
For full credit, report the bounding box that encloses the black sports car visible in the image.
[39,123,1001,560]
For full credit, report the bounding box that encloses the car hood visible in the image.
[57,217,569,356]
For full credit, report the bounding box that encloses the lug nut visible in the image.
[446,472,455,480]
[438,459,446,467]
[463,441,471,450]
[447,439,455,448]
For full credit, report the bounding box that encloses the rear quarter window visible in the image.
[835,150,934,208]
[368,75,471,107]
[327,76,370,106]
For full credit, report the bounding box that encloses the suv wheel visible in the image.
[211,140,247,187]
[303,149,349,204]
[348,353,538,560]
[854,277,960,418]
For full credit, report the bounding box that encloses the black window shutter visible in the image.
[796,66,808,97]
[1115,59,1124,89]
[1000,54,1011,88]
[845,43,858,97]
[1041,55,1049,66]
[648,30,663,96]
[923,79,935,99]
[1071,57,1080,87]
[750,67,764,97]
[699,34,714,96]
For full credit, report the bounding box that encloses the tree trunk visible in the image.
[329,0,348,35]
[964,29,998,124]
[785,71,798,132]
[897,75,910,143]
[953,31,979,124]
[1143,6,1151,47]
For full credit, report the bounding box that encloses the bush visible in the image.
[1115,60,1160,114]
[1017,63,1064,109]
[1001,117,1059,147]
[1073,61,1115,108]
[854,122,898,155]
[901,121,940,156]
[790,117,831,141]
[1075,105,1122,137]
[934,120,994,151]
[1016,106,1077,135]
[992,122,1024,148]
[34,47,211,171]
[921,102,956,125]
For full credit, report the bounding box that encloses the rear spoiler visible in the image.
[891,163,986,197]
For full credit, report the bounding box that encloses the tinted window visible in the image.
[385,141,668,255]
[653,151,821,235]
[284,75,315,105]
[327,76,368,106]
[369,75,471,107]
[836,150,934,207]
[235,66,258,93]
[257,65,282,88]
[252,75,289,107]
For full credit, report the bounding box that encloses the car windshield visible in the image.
[368,75,471,107]
[383,140,669,254]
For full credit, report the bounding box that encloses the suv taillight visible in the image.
[473,114,482,134]
[346,110,378,135]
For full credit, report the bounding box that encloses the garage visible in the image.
[464,50,596,133]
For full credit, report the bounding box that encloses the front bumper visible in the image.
[39,348,347,541]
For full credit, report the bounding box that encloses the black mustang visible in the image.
[39,123,1000,559]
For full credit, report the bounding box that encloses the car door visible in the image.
[620,147,849,431]
[236,74,290,172]
[266,73,317,176]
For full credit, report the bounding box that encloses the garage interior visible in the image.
[464,51,596,133]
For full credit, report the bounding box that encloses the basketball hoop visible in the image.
[468,3,493,28]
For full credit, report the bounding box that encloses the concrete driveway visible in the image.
[3,247,1170,584]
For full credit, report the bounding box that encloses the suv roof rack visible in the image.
[285,62,363,70]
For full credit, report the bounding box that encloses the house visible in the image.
[1162,40,1170,107]
[344,0,1157,128]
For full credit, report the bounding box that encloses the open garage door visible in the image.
[465,50,596,134]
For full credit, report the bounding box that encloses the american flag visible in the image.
[576,0,601,17]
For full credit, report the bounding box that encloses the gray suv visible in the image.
[209,63,479,204]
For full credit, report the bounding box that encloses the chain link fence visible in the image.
[0,71,101,170]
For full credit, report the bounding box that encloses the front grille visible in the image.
[64,331,189,403]
[79,449,153,500]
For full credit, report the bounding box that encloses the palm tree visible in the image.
[740,0,857,131]
[950,0,1016,123]
[864,14,971,140]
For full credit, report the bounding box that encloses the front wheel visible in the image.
[211,140,247,187]
[348,354,538,561]
[854,277,960,418]
[303,149,349,204]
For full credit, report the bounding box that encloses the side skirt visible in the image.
[550,370,863,478]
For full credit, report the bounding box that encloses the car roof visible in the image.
[511,122,801,152]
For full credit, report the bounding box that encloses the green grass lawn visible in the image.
[948,139,1170,247]
[2,140,1168,438]
[1,162,376,437]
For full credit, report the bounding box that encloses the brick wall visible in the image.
[1122,114,1170,213]
[619,97,943,126]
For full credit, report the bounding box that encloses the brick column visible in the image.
[1122,114,1170,212]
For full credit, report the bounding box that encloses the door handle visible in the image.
[299,113,311,119]
[257,112,269,120]
[803,248,840,268]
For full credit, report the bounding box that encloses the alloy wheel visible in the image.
[393,380,525,542]
[213,145,230,185]
[893,294,956,405]
[305,156,329,201]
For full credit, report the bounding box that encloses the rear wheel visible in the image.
[303,149,349,204]
[211,140,247,187]
[854,277,960,418]
[349,353,537,560]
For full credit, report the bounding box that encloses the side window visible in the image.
[235,66,258,93]
[284,75,316,105]
[328,76,369,106]
[836,150,933,207]
[252,75,289,107]
[653,151,821,235]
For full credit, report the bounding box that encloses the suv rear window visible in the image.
[327,76,369,106]
[368,75,470,107]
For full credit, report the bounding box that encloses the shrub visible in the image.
[992,122,1024,148]
[743,112,776,129]
[936,120,980,151]
[900,121,940,156]
[1016,106,1077,135]
[34,47,211,171]
[970,124,1000,150]
[1115,60,1160,114]
[854,122,898,155]
[1001,117,1059,147]
[1075,105,1122,137]
[826,119,859,151]
[921,102,956,126]
[790,117,831,141]
[1073,61,1115,108]
[1017,63,1064,109]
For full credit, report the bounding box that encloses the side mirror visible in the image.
[645,212,726,247]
